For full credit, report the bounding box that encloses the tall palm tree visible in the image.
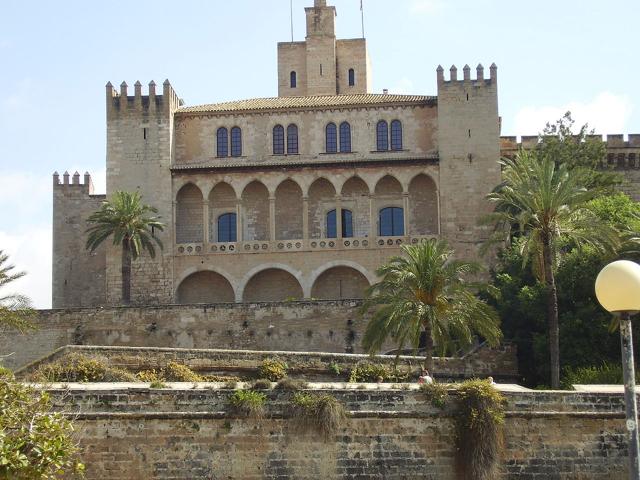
[361,239,502,371]
[0,251,35,333]
[484,151,619,388]
[86,191,164,305]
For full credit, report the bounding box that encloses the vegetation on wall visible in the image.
[0,250,36,338]
[258,358,288,381]
[229,390,267,419]
[291,392,347,440]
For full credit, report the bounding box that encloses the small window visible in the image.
[348,68,355,86]
[290,71,297,88]
[391,120,403,150]
[339,122,351,153]
[379,207,404,236]
[230,127,242,157]
[217,213,237,242]
[326,123,337,153]
[326,209,353,238]
[273,125,285,155]
[216,127,228,157]
[287,124,298,154]
[376,121,389,151]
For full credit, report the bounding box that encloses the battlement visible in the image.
[436,63,497,86]
[106,79,180,115]
[52,171,97,194]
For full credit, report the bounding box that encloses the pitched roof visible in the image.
[177,94,436,114]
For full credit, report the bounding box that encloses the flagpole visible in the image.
[360,0,365,38]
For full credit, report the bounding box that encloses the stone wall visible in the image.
[44,385,629,479]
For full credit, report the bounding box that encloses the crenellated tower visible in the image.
[436,63,501,259]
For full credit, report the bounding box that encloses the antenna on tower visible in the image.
[360,0,365,38]
[290,0,294,42]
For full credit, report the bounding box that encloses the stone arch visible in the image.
[309,261,374,300]
[209,182,237,242]
[374,175,403,195]
[408,173,439,235]
[241,180,270,241]
[308,177,336,239]
[373,175,404,236]
[341,176,370,238]
[176,183,203,244]
[275,179,303,240]
[241,265,304,302]
[175,270,235,304]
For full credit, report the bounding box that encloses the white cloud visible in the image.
[410,0,445,14]
[512,92,633,136]
[389,77,415,95]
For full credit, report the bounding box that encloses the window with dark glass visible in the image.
[326,209,353,238]
[391,120,403,150]
[339,122,351,153]
[378,207,404,236]
[273,125,285,155]
[325,123,337,153]
[290,71,297,88]
[287,124,298,154]
[348,68,355,86]
[217,213,237,242]
[217,127,228,157]
[376,120,389,151]
[230,127,242,157]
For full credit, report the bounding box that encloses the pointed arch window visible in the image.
[273,125,285,155]
[217,213,237,242]
[348,68,355,86]
[216,127,228,157]
[339,122,351,153]
[379,207,404,236]
[230,127,242,157]
[287,124,298,154]
[326,209,353,238]
[376,120,389,151]
[325,123,337,153]
[290,71,297,88]
[391,120,403,150]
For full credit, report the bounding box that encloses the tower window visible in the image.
[287,124,298,154]
[376,120,389,151]
[325,123,337,153]
[230,127,242,157]
[390,120,403,150]
[379,207,404,236]
[326,209,353,238]
[273,125,285,155]
[290,71,297,88]
[216,127,228,157]
[217,213,237,242]
[339,122,351,153]
[348,68,355,86]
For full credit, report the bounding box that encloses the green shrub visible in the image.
[421,382,449,409]
[258,358,288,381]
[136,369,164,383]
[149,380,168,389]
[202,374,241,383]
[229,390,267,419]
[275,377,308,391]
[0,365,14,381]
[562,362,634,389]
[455,379,506,480]
[291,392,347,440]
[251,378,273,390]
[348,362,391,383]
[31,353,135,383]
[163,361,203,382]
[328,362,342,376]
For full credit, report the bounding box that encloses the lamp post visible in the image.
[595,260,640,480]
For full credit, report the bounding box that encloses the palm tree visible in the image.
[86,191,164,305]
[361,239,502,371]
[0,251,35,333]
[484,150,619,388]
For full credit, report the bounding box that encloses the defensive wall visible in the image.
[41,383,629,479]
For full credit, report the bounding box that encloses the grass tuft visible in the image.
[291,392,347,440]
[229,390,267,419]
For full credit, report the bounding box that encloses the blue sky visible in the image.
[1,0,638,308]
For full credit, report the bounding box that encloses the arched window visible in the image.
[216,127,228,157]
[376,120,389,151]
[391,120,403,150]
[326,209,353,238]
[379,207,404,236]
[217,213,237,242]
[290,71,297,88]
[325,123,337,153]
[339,122,351,153]
[348,68,355,86]
[230,127,242,157]
[287,124,298,154]
[273,125,285,155]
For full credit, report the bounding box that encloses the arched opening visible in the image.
[287,124,299,154]
[216,127,228,157]
[375,175,404,236]
[376,120,389,151]
[348,68,355,87]
[209,182,236,242]
[273,125,285,155]
[311,266,370,299]
[275,179,303,240]
[242,181,270,241]
[217,213,237,242]
[290,71,297,88]
[308,178,336,239]
[230,127,242,157]
[341,176,370,238]
[408,174,438,235]
[339,122,351,153]
[326,209,353,238]
[391,120,403,150]
[326,122,337,153]
[176,183,203,244]
[176,271,235,304]
[243,268,303,302]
